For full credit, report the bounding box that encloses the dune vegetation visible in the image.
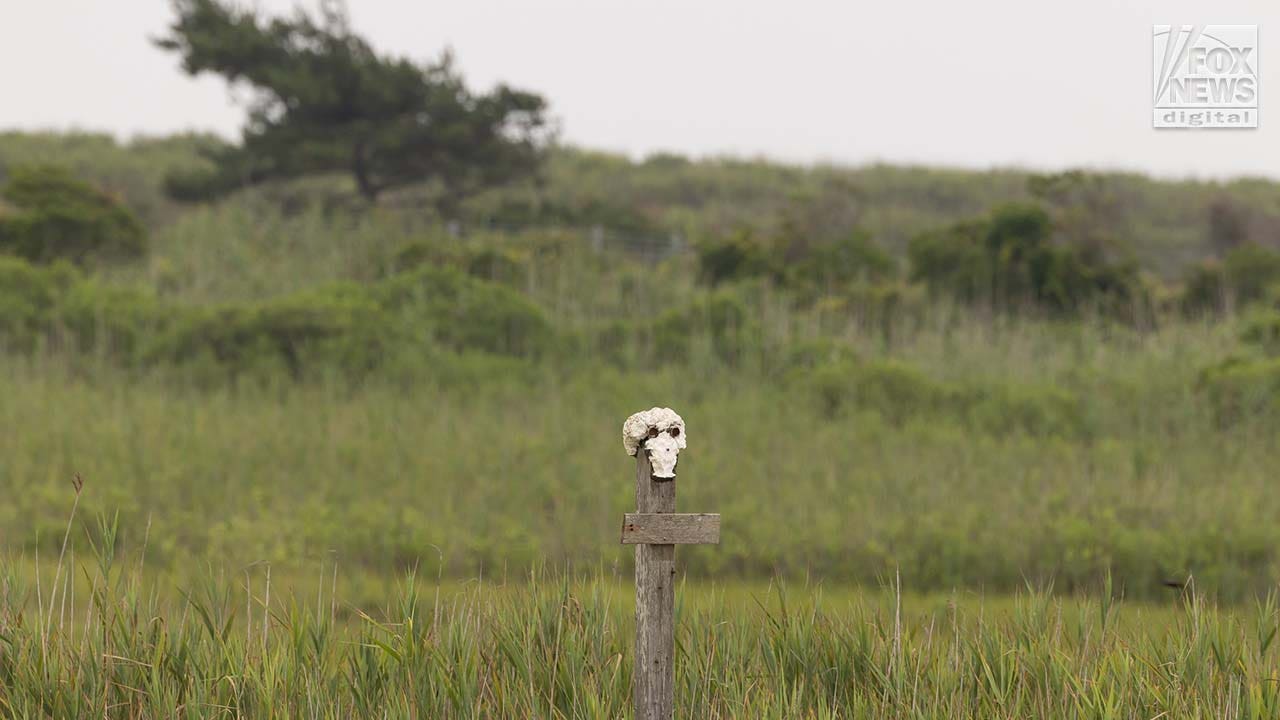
[3,123,1280,716]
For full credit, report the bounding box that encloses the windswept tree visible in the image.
[156,0,552,208]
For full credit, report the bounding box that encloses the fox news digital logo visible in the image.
[1153,25,1258,128]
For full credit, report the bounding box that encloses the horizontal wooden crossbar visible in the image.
[621,513,720,545]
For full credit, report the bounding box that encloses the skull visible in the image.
[622,407,687,479]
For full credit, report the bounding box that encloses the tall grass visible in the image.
[1,195,1275,598]
[4,132,1280,715]
[2,300,1277,602]
[5,535,1280,718]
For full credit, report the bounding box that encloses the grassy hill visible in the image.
[5,131,1280,278]
[2,131,1280,604]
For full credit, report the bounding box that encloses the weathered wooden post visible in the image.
[621,408,720,720]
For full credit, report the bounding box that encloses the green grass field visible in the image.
[3,311,1276,602]
[6,546,1280,717]
[4,132,1280,716]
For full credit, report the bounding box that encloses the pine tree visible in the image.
[156,0,551,208]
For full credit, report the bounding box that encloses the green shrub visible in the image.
[0,257,166,360]
[378,267,553,357]
[848,360,950,424]
[651,291,752,365]
[586,319,640,369]
[802,355,1085,436]
[908,219,991,303]
[59,281,167,362]
[776,337,859,376]
[390,241,529,287]
[0,165,146,264]
[587,290,761,369]
[697,232,776,286]
[0,255,391,377]
[573,197,663,235]
[1181,244,1280,315]
[1179,259,1227,315]
[807,283,926,344]
[805,359,948,423]
[152,283,387,380]
[162,162,242,204]
[789,231,896,289]
[1240,310,1280,355]
[0,254,552,378]
[1224,244,1280,307]
[388,239,464,276]
[909,203,1144,318]
[0,256,75,351]
[1198,356,1280,425]
[699,228,896,296]
[959,383,1085,439]
[464,247,529,286]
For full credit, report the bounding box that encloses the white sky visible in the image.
[1,1,1276,180]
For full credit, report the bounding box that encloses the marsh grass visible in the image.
[1,302,1276,602]
[4,134,1280,716]
[6,533,1280,718]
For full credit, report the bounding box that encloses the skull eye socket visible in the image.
[668,427,681,438]
[647,426,659,439]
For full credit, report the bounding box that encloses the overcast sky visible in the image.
[1,1,1276,180]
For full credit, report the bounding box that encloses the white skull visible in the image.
[622,407,687,479]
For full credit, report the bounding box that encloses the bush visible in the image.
[1179,259,1226,316]
[59,281,167,362]
[697,232,776,286]
[909,203,1145,318]
[776,338,859,376]
[584,290,764,370]
[650,291,752,365]
[152,284,387,380]
[0,253,553,378]
[378,267,553,357]
[789,231,897,289]
[1181,244,1280,315]
[0,165,146,264]
[699,228,897,295]
[389,240,456,276]
[805,359,948,423]
[808,283,926,343]
[0,258,166,361]
[959,383,1085,438]
[1241,310,1280,355]
[1208,308,1280,420]
[908,219,990,303]
[585,319,639,369]
[0,256,75,351]
[0,255,388,376]
[464,247,529,286]
[162,165,240,204]
[1198,356,1280,425]
[390,241,530,287]
[801,354,1085,436]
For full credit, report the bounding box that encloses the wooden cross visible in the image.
[621,434,720,720]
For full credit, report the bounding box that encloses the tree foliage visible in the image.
[156,0,552,206]
[1181,243,1280,315]
[1027,170,1130,264]
[1207,196,1251,256]
[909,202,1145,318]
[0,165,146,264]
